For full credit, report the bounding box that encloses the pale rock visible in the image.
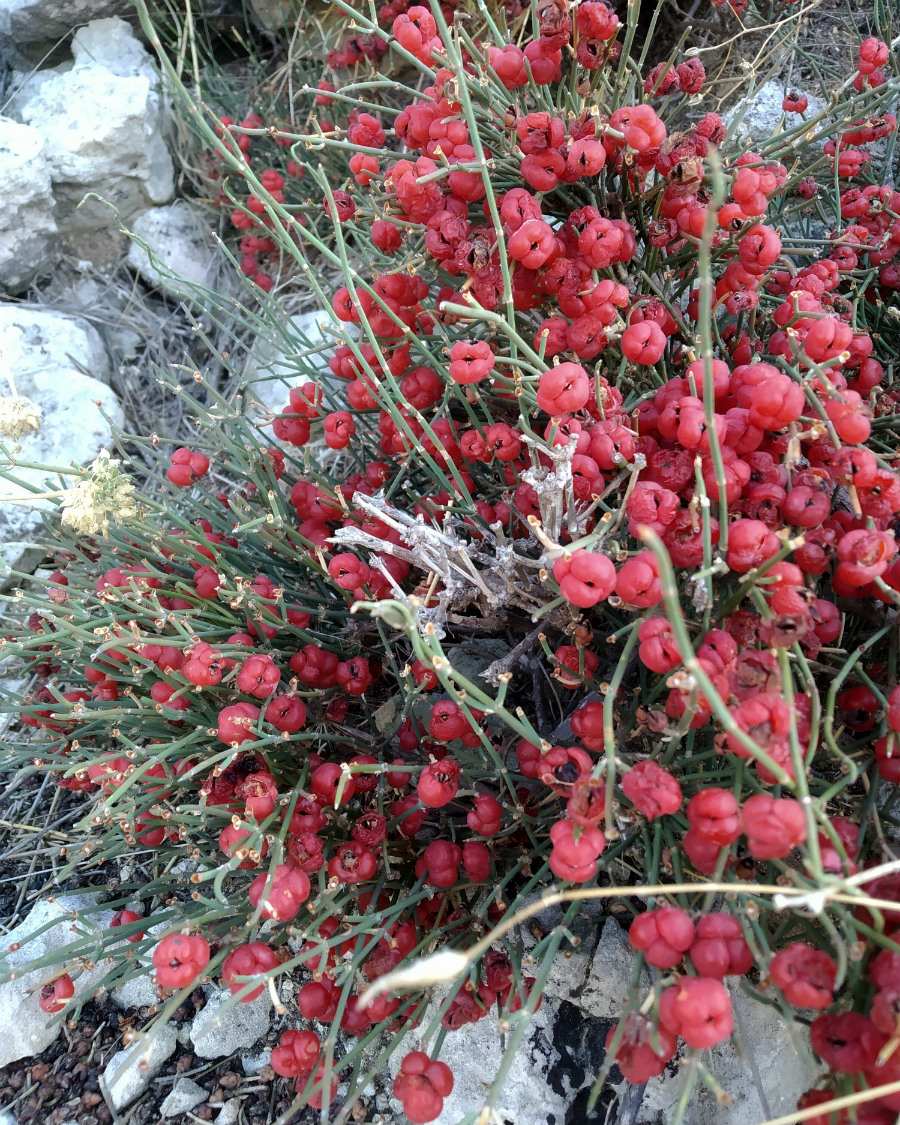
[0,118,58,293]
[0,673,27,739]
[126,202,219,296]
[12,17,174,231]
[160,1077,209,1117]
[388,986,571,1125]
[625,983,824,1124]
[703,984,823,1124]
[0,0,133,45]
[0,0,244,55]
[42,276,142,360]
[579,917,651,1019]
[449,638,512,684]
[241,1047,272,1075]
[247,0,295,29]
[70,14,148,74]
[519,900,603,1004]
[100,1022,178,1111]
[725,80,827,157]
[0,306,123,580]
[214,1098,242,1125]
[0,895,113,1067]
[1,304,110,384]
[190,987,272,1058]
[0,1112,16,1125]
[111,971,159,1011]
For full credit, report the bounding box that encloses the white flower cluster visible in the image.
[60,450,138,537]
[0,395,43,442]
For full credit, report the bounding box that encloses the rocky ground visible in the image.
[0,887,821,1125]
[0,0,847,1121]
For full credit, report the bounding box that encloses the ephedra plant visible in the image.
[2,0,900,1121]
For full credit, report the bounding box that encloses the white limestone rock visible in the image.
[247,0,294,29]
[126,202,219,297]
[578,917,651,1019]
[241,1047,272,1075]
[0,305,123,580]
[100,1023,178,1112]
[190,987,272,1059]
[517,897,604,1005]
[388,984,572,1125]
[214,1098,242,1125]
[12,17,174,231]
[0,117,58,292]
[160,1077,209,1117]
[0,895,113,1068]
[725,80,827,156]
[0,0,133,45]
[608,965,824,1124]
[1,304,110,385]
[111,971,159,1012]
[702,984,823,1124]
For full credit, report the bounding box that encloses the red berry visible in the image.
[629,907,695,968]
[265,693,307,734]
[448,340,494,384]
[248,864,311,922]
[111,909,145,942]
[537,362,590,415]
[548,818,605,882]
[606,1012,676,1082]
[741,793,807,859]
[621,321,666,364]
[782,91,808,113]
[416,839,462,887]
[298,976,340,1022]
[689,914,753,978]
[236,653,280,699]
[809,1012,884,1073]
[39,974,75,1013]
[553,550,616,607]
[310,762,355,807]
[393,1051,454,1124]
[217,702,260,745]
[328,841,378,883]
[725,519,780,573]
[615,552,662,608]
[467,793,502,836]
[222,941,279,1001]
[153,934,210,990]
[328,552,371,592]
[418,759,461,807]
[636,618,680,674]
[770,943,836,1009]
[621,761,683,819]
[462,839,491,881]
[271,1028,320,1078]
[686,788,741,847]
[659,976,733,1048]
[166,447,209,486]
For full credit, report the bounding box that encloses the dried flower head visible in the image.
[60,450,137,537]
[0,396,43,441]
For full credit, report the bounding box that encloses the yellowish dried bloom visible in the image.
[0,396,43,441]
[60,450,137,537]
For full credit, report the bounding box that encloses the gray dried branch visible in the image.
[330,491,550,638]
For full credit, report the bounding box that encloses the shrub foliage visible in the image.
[3,0,900,1121]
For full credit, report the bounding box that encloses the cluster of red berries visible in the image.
[393,1052,454,1123]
